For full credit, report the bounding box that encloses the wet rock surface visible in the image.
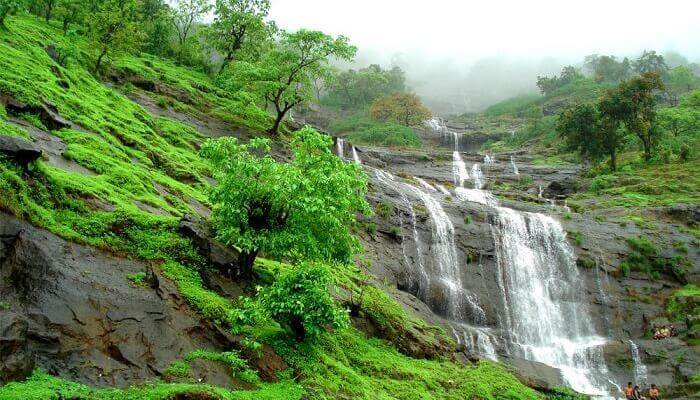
[0,135,41,169]
[0,212,238,388]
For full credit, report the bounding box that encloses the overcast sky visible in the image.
[267,0,700,113]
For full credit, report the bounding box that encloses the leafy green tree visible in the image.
[370,92,431,126]
[87,0,143,72]
[209,0,272,73]
[633,50,668,77]
[536,66,584,95]
[138,0,174,56]
[665,66,699,106]
[259,262,348,342]
[657,106,700,137]
[601,72,665,161]
[228,30,356,133]
[39,0,56,21]
[55,0,85,32]
[200,127,370,277]
[557,102,626,170]
[0,0,25,28]
[171,0,211,56]
[326,64,406,108]
[583,55,631,82]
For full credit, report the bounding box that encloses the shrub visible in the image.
[259,262,349,342]
[348,122,422,148]
[375,201,393,219]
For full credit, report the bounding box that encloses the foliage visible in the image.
[483,94,543,117]
[583,54,632,82]
[536,65,583,96]
[54,0,85,32]
[137,0,175,57]
[87,0,144,72]
[209,0,272,72]
[126,271,147,285]
[164,360,192,378]
[348,122,422,148]
[260,262,348,342]
[621,236,689,282]
[171,0,211,47]
[369,92,431,127]
[666,284,699,326]
[633,50,669,76]
[323,64,406,109]
[185,349,259,382]
[201,127,371,274]
[0,370,303,400]
[225,29,356,133]
[0,0,24,27]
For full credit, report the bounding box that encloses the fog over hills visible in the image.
[269,0,700,114]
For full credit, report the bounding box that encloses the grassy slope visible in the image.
[0,15,546,400]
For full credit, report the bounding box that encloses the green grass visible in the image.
[0,370,302,400]
[484,94,543,117]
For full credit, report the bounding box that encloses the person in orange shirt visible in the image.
[648,384,660,400]
[625,382,635,399]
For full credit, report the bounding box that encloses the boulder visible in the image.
[0,312,34,384]
[178,214,240,275]
[0,135,41,168]
[544,177,579,199]
[500,355,564,392]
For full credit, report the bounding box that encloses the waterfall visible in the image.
[336,138,344,158]
[510,155,519,175]
[538,185,543,199]
[453,152,469,187]
[491,208,612,395]
[471,163,485,190]
[451,164,613,396]
[484,154,495,166]
[436,184,451,196]
[352,146,361,164]
[415,177,437,192]
[374,170,485,323]
[628,340,648,387]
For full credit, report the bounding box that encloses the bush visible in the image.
[590,174,618,193]
[260,262,349,342]
[348,122,422,148]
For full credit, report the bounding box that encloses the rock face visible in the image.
[178,214,241,276]
[0,95,71,131]
[0,135,41,168]
[0,212,238,387]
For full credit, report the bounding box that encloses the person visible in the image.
[633,385,646,400]
[625,382,635,400]
[648,384,660,400]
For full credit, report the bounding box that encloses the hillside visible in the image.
[0,14,563,400]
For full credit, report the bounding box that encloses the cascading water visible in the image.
[628,340,648,388]
[336,138,344,158]
[484,154,495,166]
[471,163,485,190]
[452,132,469,188]
[352,146,361,164]
[510,155,519,175]
[374,170,485,323]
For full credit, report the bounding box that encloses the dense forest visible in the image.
[0,1,697,400]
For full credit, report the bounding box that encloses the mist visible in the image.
[269,0,700,114]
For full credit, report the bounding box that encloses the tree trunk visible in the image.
[237,250,258,280]
[95,49,108,74]
[269,110,285,134]
[290,315,306,342]
[609,149,617,171]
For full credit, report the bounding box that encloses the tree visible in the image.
[602,72,665,161]
[0,0,25,28]
[200,127,371,277]
[557,102,626,170]
[55,0,85,32]
[326,64,406,108]
[39,0,57,22]
[138,0,174,56]
[657,107,700,137]
[259,262,348,342]
[228,29,356,133]
[87,0,143,72]
[536,65,583,95]
[171,0,211,56]
[665,66,699,106]
[370,92,431,126]
[634,50,668,77]
[209,0,272,73]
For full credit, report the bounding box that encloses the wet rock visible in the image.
[0,212,238,388]
[0,95,71,131]
[178,214,240,275]
[500,356,564,392]
[544,177,580,199]
[0,135,41,168]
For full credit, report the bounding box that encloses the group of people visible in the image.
[625,382,660,400]
[653,324,675,340]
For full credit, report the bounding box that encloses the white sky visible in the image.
[266,0,700,112]
[269,0,700,60]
